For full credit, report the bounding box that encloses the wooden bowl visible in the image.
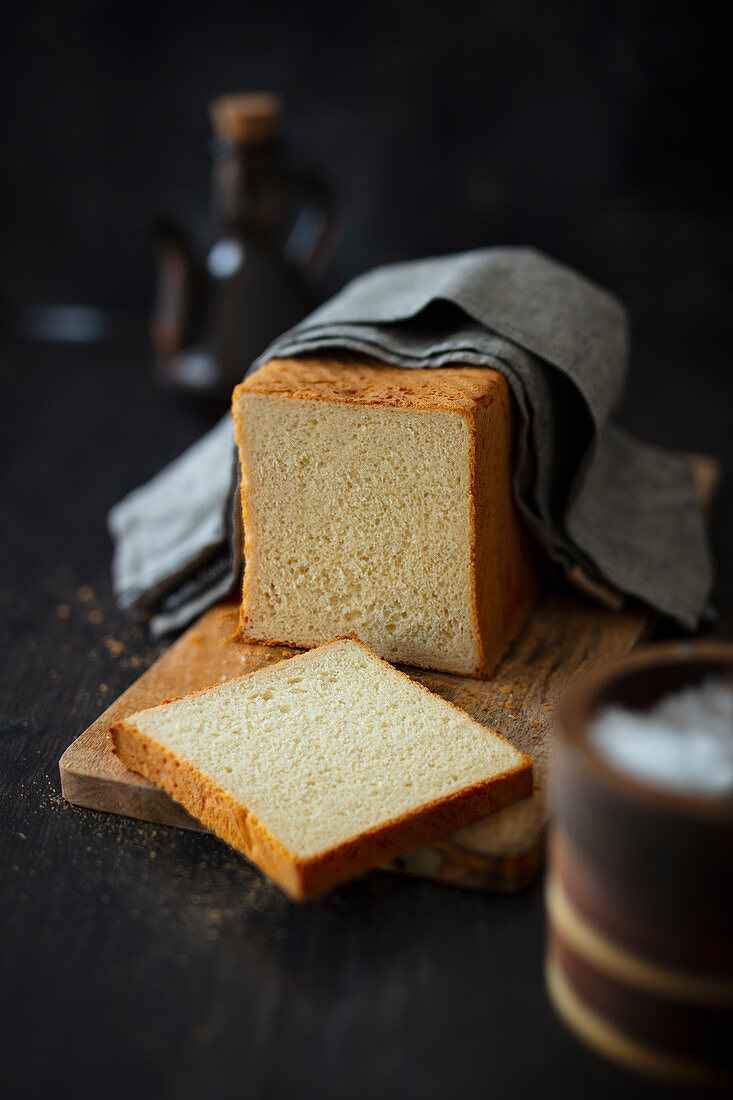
[546,640,733,1085]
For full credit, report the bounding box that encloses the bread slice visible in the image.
[232,356,538,678]
[109,637,533,899]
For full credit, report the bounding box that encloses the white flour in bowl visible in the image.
[590,677,733,797]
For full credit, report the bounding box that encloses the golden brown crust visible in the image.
[110,719,307,897]
[234,356,505,413]
[296,763,533,897]
[470,376,540,677]
[109,637,533,900]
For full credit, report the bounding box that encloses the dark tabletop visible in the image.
[1,322,731,1100]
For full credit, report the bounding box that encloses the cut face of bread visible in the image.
[110,638,533,899]
[232,357,538,677]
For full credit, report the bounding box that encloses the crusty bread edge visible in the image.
[232,361,539,677]
[233,356,504,413]
[108,636,533,901]
[470,380,540,678]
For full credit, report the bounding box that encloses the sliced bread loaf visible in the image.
[109,637,532,899]
[232,356,538,678]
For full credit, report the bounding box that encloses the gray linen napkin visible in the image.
[110,247,713,636]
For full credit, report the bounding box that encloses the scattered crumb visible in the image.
[99,683,109,694]
[86,609,103,625]
[531,720,537,728]
[78,585,95,603]
[103,635,125,657]
[510,715,519,720]
[56,604,70,619]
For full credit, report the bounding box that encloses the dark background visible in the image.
[4,1,732,314]
[2,2,732,1099]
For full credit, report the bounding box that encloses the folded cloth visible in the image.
[110,247,713,636]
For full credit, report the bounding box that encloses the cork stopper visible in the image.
[209,93,283,144]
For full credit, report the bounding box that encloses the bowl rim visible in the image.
[559,639,733,823]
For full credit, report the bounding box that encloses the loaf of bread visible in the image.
[232,357,538,677]
[109,637,533,899]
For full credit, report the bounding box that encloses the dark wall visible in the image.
[3,0,731,341]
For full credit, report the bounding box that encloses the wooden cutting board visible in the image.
[59,456,718,894]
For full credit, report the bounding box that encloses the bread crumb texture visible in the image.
[233,357,537,677]
[110,639,532,898]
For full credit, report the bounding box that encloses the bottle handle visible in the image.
[282,171,341,281]
[151,219,204,364]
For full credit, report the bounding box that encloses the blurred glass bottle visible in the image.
[152,93,338,402]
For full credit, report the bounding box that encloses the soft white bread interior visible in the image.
[232,357,538,677]
[110,638,533,899]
